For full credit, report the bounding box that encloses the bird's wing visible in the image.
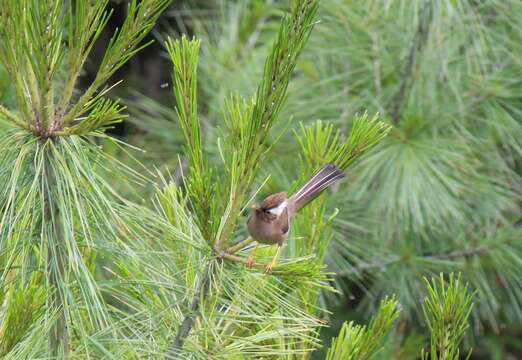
[260,192,288,210]
[267,200,287,216]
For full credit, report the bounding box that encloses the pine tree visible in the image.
[1,0,517,358]
[324,273,474,360]
[0,1,171,358]
[124,0,522,357]
[119,1,391,356]
[0,0,395,358]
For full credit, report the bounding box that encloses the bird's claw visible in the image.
[246,256,254,269]
[265,261,275,273]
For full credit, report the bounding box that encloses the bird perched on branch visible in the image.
[247,164,345,271]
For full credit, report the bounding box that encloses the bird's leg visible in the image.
[265,244,282,273]
[246,243,259,269]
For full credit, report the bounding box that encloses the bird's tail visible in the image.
[290,164,345,212]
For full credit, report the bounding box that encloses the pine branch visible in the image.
[166,35,215,241]
[291,115,390,256]
[220,252,267,270]
[0,0,171,136]
[214,0,319,251]
[286,115,392,356]
[421,273,475,360]
[0,131,153,357]
[153,179,331,356]
[61,0,172,127]
[63,97,128,135]
[226,237,255,254]
[295,115,391,173]
[0,105,26,129]
[43,143,69,358]
[337,244,497,276]
[325,296,400,360]
[389,0,433,124]
[0,4,31,121]
[168,266,211,358]
[57,0,111,118]
[0,0,64,130]
[0,279,45,357]
[430,245,492,261]
[147,1,522,356]
[0,4,172,350]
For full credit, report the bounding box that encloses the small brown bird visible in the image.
[247,164,346,271]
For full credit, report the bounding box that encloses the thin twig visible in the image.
[226,237,254,254]
[338,244,494,276]
[430,245,490,260]
[167,239,267,357]
[168,266,211,358]
[167,246,267,357]
[338,256,402,275]
[43,144,69,358]
[220,252,266,270]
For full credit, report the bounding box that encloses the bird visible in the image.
[246,164,346,271]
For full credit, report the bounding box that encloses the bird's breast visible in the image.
[247,215,288,245]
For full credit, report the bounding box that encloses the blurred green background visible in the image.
[3,0,519,358]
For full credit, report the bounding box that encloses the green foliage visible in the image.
[422,273,475,360]
[166,36,215,240]
[145,1,393,357]
[122,0,521,357]
[214,0,320,250]
[297,1,521,346]
[0,131,151,357]
[0,0,170,136]
[291,116,390,267]
[325,273,475,360]
[326,296,400,360]
[295,114,391,171]
[162,0,334,252]
[0,0,516,358]
[66,98,128,135]
[61,0,171,126]
[0,278,45,357]
[0,0,172,358]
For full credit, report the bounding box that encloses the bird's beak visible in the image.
[251,204,260,210]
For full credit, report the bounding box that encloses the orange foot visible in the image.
[265,261,276,273]
[246,256,254,269]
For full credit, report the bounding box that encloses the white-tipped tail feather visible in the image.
[290,164,345,212]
